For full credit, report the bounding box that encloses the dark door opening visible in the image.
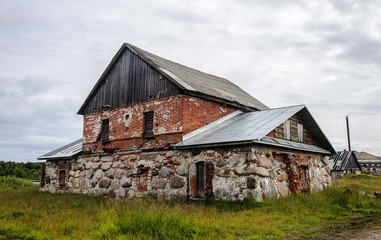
[196,162,205,198]
[58,170,66,189]
[301,166,310,193]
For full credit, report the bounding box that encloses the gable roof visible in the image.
[356,151,381,161]
[78,43,268,114]
[175,105,335,154]
[326,150,360,171]
[37,139,82,160]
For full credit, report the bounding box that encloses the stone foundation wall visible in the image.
[41,145,332,201]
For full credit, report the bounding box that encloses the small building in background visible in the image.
[356,152,381,174]
[325,150,361,178]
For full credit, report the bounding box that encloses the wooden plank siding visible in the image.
[267,114,317,146]
[80,48,181,115]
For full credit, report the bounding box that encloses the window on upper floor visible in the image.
[101,119,110,144]
[284,120,303,143]
[143,111,154,138]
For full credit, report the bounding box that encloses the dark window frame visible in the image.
[143,111,154,138]
[101,119,110,144]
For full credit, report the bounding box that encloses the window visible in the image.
[284,120,303,142]
[143,111,154,138]
[284,121,291,140]
[101,119,109,144]
[297,123,303,143]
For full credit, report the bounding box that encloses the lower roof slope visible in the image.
[175,105,335,154]
[37,139,82,160]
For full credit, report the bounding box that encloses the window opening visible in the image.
[101,119,109,144]
[284,121,291,140]
[297,123,303,142]
[143,111,154,138]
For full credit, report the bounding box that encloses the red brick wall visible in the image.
[182,95,235,134]
[82,94,237,153]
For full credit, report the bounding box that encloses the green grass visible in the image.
[0,175,380,239]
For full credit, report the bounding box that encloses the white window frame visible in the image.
[297,123,303,143]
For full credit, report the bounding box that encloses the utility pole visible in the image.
[346,116,351,151]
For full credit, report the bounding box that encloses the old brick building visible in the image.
[38,43,335,201]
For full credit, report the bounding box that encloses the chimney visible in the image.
[346,116,351,151]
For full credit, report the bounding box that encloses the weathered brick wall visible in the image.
[182,96,235,134]
[83,95,236,153]
[41,144,332,201]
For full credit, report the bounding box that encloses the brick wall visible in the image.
[83,94,237,153]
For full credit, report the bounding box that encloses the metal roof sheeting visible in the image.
[128,44,269,111]
[37,139,82,160]
[326,150,360,171]
[175,105,334,154]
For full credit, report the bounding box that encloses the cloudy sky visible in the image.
[1,0,380,162]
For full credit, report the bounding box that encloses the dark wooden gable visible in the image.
[78,47,182,115]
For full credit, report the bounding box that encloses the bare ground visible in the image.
[286,214,381,240]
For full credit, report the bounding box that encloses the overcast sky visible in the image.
[1,0,380,162]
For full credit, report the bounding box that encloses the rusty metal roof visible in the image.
[37,139,82,160]
[127,44,269,110]
[175,105,335,154]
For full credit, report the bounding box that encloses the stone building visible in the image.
[38,43,335,201]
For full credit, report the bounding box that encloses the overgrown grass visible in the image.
[0,176,33,188]
[0,175,380,240]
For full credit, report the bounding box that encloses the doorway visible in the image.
[301,166,310,193]
[196,162,205,198]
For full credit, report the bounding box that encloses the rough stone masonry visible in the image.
[41,144,331,201]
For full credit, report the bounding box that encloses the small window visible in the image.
[101,119,109,144]
[297,123,303,143]
[284,121,291,140]
[143,111,154,138]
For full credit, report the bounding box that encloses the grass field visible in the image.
[0,174,380,240]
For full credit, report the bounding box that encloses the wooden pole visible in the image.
[346,116,351,151]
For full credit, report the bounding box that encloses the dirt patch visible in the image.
[286,214,381,240]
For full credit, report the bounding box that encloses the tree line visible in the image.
[0,161,44,180]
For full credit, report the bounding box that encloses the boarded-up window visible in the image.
[101,119,109,144]
[297,123,303,142]
[143,111,154,138]
[284,121,291,140]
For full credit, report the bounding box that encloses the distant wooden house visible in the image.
[356,152,381,173]
[325,150,361,178]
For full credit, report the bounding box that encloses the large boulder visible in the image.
[170,176,185,188]
[257,155,273,169]
[278,182,289,197]
[247,167,269,177]
[261,179,278,199]
[160,167,174,178]
[98,178,111,188]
